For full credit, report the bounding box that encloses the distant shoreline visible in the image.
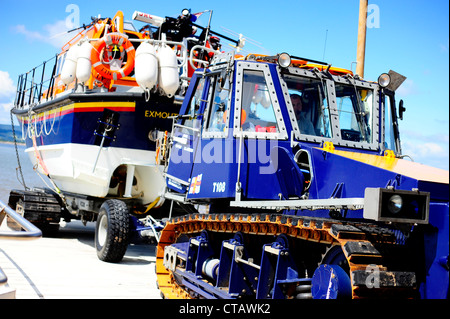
[0,124,25,145]
[0,140,26,146]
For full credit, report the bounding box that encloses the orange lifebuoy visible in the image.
[91,32,136,81]
[92,69,112,89]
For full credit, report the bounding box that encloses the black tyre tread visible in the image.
[96,199,130,263]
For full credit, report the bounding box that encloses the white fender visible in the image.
[76,41,93,83]
[60,45,79,85]
[157,44,179,97]
[135,42,158,91]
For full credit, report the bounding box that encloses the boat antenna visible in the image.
[322,29,328,60]
[204,10,213,44]
[220,26,268,54]
[191,19,240,46]
[49,20,95,40]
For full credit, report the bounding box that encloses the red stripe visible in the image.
[20,105,135,124]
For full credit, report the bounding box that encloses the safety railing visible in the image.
[189,44,219,71]
[0,200,42,240]
[13,35,222,114]
[14,55,59,110]
[13,37,191,110]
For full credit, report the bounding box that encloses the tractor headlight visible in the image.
[364,188,429,224]
[378,73,391,88]
[277,53,291,68]
[387,194,403,214]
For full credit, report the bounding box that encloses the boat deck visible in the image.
[0,220,161,299]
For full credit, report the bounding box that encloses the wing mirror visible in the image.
[399,99,405,120]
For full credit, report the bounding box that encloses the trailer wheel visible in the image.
[95,199,130,263]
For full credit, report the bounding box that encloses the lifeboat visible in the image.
[11,8,229,206]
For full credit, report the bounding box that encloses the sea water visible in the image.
[0,143,44,204]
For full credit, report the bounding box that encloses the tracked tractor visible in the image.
[155,52,449,299]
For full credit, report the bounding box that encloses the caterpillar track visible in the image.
[156,213,418,299]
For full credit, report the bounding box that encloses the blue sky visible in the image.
[0,0,448,170]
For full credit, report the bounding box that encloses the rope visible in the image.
[29,121,67,206]
[10,110,28,190]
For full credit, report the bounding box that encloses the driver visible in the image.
[291,94,315,135]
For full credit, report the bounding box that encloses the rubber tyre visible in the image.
[95,199,131,263]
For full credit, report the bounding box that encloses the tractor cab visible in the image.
[165,52,405,211]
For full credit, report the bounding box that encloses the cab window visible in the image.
[181,77,206,131]
[335,84,373,143]
[284,75,331,137]
[240,70,279,133]
[384,93,399,152]
[205,74,230,133]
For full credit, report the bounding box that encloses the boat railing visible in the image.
[14,54,59,110]
[0,200,42,240]
[188,44,220,71]
[13,37,197,111]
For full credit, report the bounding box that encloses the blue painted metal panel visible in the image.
[421,202,449,299]
[21,97,178,151]
[309,146,419,199]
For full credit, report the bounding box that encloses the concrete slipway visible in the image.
[0,220,162,299]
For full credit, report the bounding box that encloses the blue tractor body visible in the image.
[157,53,449,299]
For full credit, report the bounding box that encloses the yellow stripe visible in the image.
[24,101,135,120]
[73,101,135,109]
[320,148,449,184]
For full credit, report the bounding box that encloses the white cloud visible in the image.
[0,101,14,125]
[401,133,449,170]
[0,71,16,99]
[12,24,46,42]
[1,102,13,112]
[418,142,445,157]
[12,20,73,49]
[396,79,419,97]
